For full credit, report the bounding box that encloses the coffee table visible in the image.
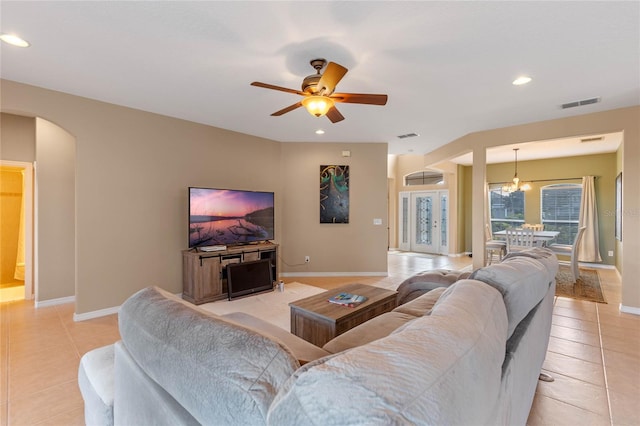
[289,283,397,347]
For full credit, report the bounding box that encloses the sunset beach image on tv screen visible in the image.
[189,187,274,247]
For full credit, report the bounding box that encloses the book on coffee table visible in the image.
[328,292,368,307]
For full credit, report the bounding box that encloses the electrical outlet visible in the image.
[305,256,310,263]
[608,250,614,257]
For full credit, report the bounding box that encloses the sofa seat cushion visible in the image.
[322,311,417,354]
[469,249,557,338]
[268,281,508,425]
[396,269,470,305]
[392,286,447,317]
[118,286,300,425]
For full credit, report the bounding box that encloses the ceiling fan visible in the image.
[251,59,388,123]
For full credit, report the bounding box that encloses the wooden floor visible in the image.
[0,252,638,425]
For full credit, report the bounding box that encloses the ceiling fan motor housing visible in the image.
[302,59,327,94]
[302,74,321,93]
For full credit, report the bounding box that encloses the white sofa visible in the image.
[79,248,558,425]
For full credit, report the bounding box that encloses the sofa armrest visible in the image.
[221,312,331,364]
[396,269,470,305]
[393,286,446,316]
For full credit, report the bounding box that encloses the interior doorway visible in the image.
[0,161,34,302]
[398,190,449,255]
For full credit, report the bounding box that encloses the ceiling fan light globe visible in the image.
[302,96,334,117]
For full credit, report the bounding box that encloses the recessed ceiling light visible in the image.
[512,76,532,86]
[0,33,30,48]
[315,129,325,135]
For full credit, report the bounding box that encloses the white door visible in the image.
[399,191,448,254]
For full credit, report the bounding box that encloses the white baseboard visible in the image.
[35,295,75,308]
[619,304,640,316]
[73,305,120,322]
[72,292,182,322]
[279,272,387,278]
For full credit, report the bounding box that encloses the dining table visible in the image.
[494,229,560,246]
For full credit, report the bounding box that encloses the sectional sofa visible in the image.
[79,247,558,425]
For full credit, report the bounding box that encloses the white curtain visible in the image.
[578,176,602,262]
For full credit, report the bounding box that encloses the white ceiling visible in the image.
[1,1,638,157]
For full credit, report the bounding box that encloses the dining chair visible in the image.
[505,228,535,253]
[548,226,586,283]
[485,224,506,265]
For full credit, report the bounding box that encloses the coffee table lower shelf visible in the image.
[289,283,397,347]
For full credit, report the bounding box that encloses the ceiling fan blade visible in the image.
[271,102,303,116]
[251,81,306,96]
[316,62,348,96]
[331,93,388,105]
[326,106,345,123]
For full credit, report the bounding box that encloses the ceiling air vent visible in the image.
[580,136,604,143]
[397,132,419,139]
[561,97,601,109]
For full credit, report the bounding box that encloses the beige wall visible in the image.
[280,143,388,275]
[35,118,76,301]
[387,155,398,249]
[0,113,36,161]
[461,164,472,253]
[424,106,640,311]
[1,79,389,315]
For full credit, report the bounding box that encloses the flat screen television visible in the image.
[226,259,273,299]
[189,187,275,248]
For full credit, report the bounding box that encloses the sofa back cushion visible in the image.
[118,287,299,425]
[267,281,508,425]
[469,249,556,338]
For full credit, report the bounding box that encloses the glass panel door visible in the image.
[398,190,448,254]
[398,192,410,251]
[412,193,435,252]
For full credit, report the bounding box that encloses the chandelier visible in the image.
[502,148,531,192]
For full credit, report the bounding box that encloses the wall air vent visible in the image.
[561,97,601,109]
[397,132,419,139]
[580,136,604,143]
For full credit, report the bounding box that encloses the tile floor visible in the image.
[0,252,638,425]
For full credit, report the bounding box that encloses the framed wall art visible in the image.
[320,165,349,223]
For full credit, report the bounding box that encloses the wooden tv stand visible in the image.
[182,242,278,305]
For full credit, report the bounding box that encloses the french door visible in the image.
[399,190,448,254]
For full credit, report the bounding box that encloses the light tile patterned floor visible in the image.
[0,253,638,425]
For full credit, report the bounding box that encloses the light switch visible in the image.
[373,218,382,225]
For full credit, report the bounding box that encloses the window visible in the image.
[541,184,582,244]
[489,186,525,232]
[405,171,444,186]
